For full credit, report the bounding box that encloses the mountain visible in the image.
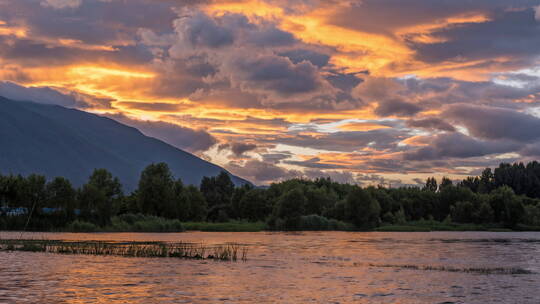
[0,96,250,191]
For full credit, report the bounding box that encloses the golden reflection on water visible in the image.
[1,231,539,303]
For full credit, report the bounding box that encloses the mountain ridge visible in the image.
[0,96,251,191]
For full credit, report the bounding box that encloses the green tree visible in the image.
[200,171,235,221]
[473,200,494,224]
[345,187,380,229]
[238,188,271,221]
[304,186,336,215]
[46,177,76,220]
[451,201,474,223]
[439,177,453,190]
[424,177,438,192]
[79,169,122,225]
[488,186,524,227]
[23,174,47,216]
[478,168,494,194]
[137,163,176,217]
[200,171,234,208]
[182,185,208,221]
[230,184,253,219]
[460,176,479,192]
[78,184,107,223]
[274,188,307,230]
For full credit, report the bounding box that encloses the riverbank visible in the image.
[4,216,540,233]
[375,221,540,232]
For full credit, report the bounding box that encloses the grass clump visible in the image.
[67,220,99,232]
[183,221,266,232]
[375,225,431,232]
[108,214,184,232]
[268,215,354,231]
[63,214,185,233]
[0,239,248,261]
[298,215,354,231]
[364,263,534,275]
[375,219,514,232]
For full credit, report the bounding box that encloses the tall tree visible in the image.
[46,177,76,220]
[137,163,176,218]
[424,177,438,192]
[274,188,307,229]
[478,168,494,194]
[345,187,381,229]
[79,169,122,224]
[439,177,453,190]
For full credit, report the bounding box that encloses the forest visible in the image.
[1,161,540,232]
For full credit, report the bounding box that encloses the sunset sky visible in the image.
[1,0,540,185]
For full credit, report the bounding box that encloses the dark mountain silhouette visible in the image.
[0,96,250,191]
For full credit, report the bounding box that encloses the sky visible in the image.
[0,0,540,186]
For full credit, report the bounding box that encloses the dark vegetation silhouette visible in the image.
[1,161,540,231]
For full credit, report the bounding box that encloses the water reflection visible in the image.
[1,231,539,303]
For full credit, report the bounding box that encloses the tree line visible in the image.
[1,161,540,231]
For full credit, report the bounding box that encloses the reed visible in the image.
[0,239,248,261]
[362,263,534,275]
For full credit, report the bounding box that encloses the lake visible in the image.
[0,231,539,303]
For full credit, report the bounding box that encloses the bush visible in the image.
[183,221,266,232]
[268,214,352,231]
[109,213,184,232]
[299,214,329,230]
[67,220,99,232]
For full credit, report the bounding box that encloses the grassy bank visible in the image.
[183,221,266,232]
[374,220,528,232]
[5,214,539,233]
[67,214,185,233]
[0,239,248,261]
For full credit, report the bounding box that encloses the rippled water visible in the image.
[0,231,539,303]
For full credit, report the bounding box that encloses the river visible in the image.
[0,231,539,303]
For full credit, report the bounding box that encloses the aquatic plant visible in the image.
[0,239,248,261]
[362,263,534,275]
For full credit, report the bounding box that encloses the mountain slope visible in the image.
[0,96,250,191]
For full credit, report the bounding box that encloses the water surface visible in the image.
[1,231,539,303]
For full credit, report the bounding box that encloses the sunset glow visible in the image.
[1,0,539,185]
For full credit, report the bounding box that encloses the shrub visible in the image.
[67,220,99,232]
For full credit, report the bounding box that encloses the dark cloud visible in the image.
[520,142,540,157]
[329,0,539,36]
[261,152,293,163]
[398,76,540,109]
[352,76,423,117]
[224,53,325,96]
[406,117,455,132]
[403,132,517,161]
[445,104,540,142]
[115,101,188,112]
[353,75,540,117]
[246,27,296,47]
[0,0,180,46]
[275,128,409,152]
[170,11,297,55]
[303,169,357,184]
[326,72,363,92]
[0,81,111,109]
[230,142,257,156]
[285,157,345,169]
[219,142,258,156]
[411,8,540,64]
[279,49,330,67]
[175,11,235,49]
[0,36,153,68]
[106,114,217,153]
[226,159,300,183]
[375,98,422,117]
